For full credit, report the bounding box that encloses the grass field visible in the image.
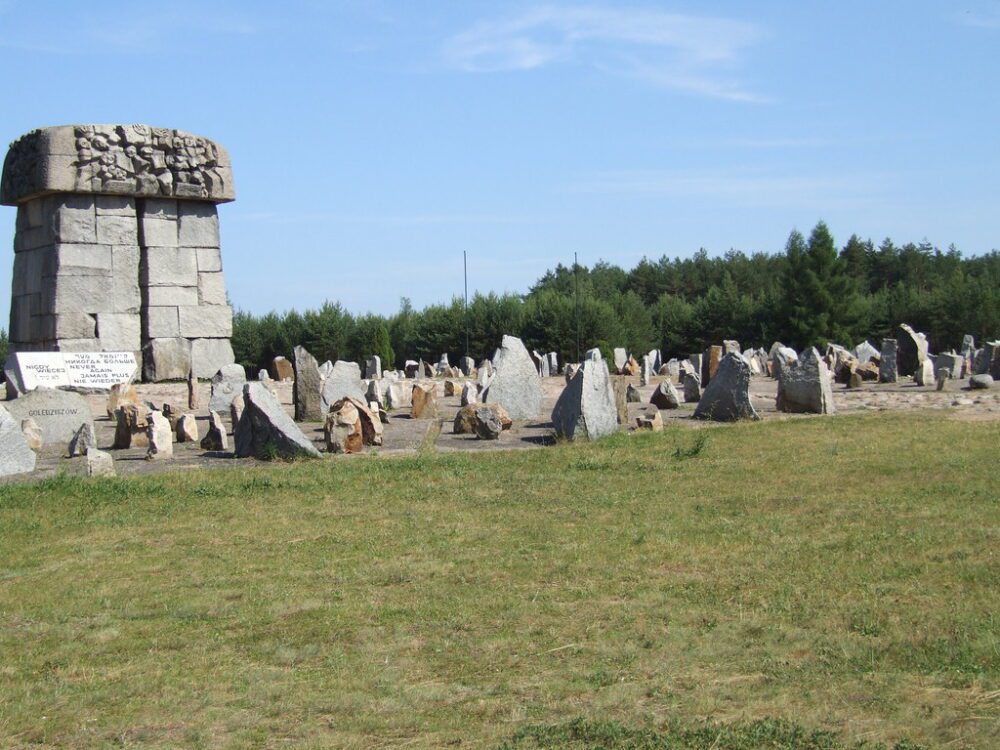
[0,412,997,749]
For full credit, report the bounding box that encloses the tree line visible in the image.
[231,222,1000,373]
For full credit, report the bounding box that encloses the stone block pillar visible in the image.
[2,124,237,380]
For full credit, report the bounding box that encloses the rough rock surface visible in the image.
[107,383,140,418]
[935,353,964,380]
[473,407,505,440]
[176,413,199,442]
[200,410,229,451]
[854,341,880,364]
[411,384,437,419]
[705,345,723,383]
[974,341,1000,377]
[145,411,173,460]
[187,369,200,410]
[329,396,383,448]
[649,381,681,409]
[635,410,664,432]
[551,357,618,441]
[270,356,294,382]
[484,335,543,419]
[85,448,115,477]
[460,383,478,406]
[385,383,409,410]
[114,403,150,448]
[682,372,702,403]
[365,379,384,408]
[914,358,935,387]
[613,348,628,374]
[969,374,994,390]
[21,418,42,450]
[896,323,929,377]
[5,388,93,446]
[235,383,321,459]
[769,345,798,380]
[0,405,36,477]
[293,345,324,422]
[454,403,511,435]
[694,353,761,422]
[320,361,366,414]
[880,338,898,383]
[776,347,836,415]
[68,422,96,457]
[229,395,244,426]
[209,363,246,413]
[325,400,363,454]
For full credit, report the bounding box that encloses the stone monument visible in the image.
[1,124,236,380]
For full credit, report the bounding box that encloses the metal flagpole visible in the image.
[574,252,580,363]
[463,250,470,357]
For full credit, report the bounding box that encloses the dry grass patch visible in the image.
[0,412,997,748]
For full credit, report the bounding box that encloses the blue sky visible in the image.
[1,1,998,317]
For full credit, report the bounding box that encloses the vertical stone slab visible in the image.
[879,338,898,383]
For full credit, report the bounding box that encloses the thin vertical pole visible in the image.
[463,250,470,357]
[574,252,580,363]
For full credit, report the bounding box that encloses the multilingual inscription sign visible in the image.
[4,351,137,395]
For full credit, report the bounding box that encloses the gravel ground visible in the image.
[8,372,999,482]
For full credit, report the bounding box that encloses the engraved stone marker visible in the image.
[5,388,94,446]
[4,350,137,396]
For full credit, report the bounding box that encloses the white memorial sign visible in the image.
[4,351,138,395]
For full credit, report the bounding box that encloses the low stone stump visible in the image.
[649,381,681,409]
[776,347,835,415]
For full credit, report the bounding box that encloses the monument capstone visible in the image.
[2,124,236,380]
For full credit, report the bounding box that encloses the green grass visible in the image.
[497,717,925,749]
[0,412,997,749]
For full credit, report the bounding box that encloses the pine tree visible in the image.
[779,229,813,348]
[780,222,857,349]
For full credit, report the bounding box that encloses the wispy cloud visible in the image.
[444,5,767,102]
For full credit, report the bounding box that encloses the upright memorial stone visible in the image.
[895,323,928,377]
[235,383,321,459]
[320,361,366,413]
[1,124,237,380]
[613,348,628,374]
[776,347,835,415]
[293,345,324,421]
[694,353,760,422]
[551,357,617,441]
[879,338,898,383]
[703,345,723,384]
[484,335,543,420]
[209,363,247,413]
[973,341,1000,378]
